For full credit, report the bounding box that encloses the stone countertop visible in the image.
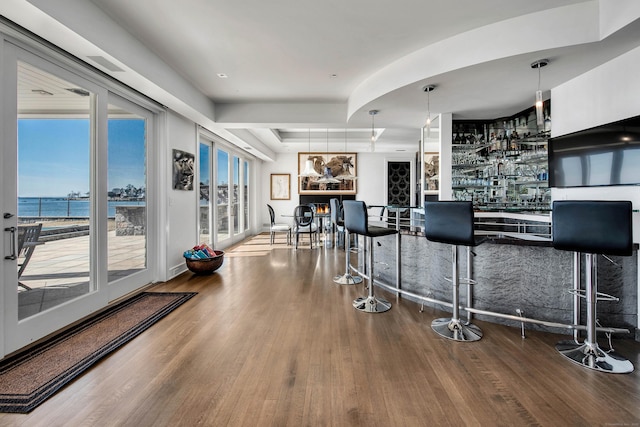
[397,228,552,247]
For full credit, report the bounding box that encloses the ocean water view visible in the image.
[19,197,145,218]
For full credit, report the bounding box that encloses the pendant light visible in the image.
[336,128,357,181]
[531,59,549,128]
[423,84,436,137]
[317,128,340,184]
[299,128,321,177]
[369,109,378,152]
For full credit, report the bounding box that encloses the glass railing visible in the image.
[368,205,551,241]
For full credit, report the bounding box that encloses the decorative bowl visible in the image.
[184,250,224,274]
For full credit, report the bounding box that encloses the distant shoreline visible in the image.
[18,197,145,218]
[19,196,145,201]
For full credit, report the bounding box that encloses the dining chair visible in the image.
[293,205,318,249]
[267,204,291,245]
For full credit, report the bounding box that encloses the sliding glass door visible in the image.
[199,142,212,244]
[1,41,156,356]
[15,60,94,319]
[198,136,250,249]
[217,148,230,244]
[107,96,153,298]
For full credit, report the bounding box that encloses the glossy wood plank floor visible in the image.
[2,234,639,426]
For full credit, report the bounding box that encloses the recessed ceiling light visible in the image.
[330,74,338,78]
[217,73,228,78]
[32,89,53,96]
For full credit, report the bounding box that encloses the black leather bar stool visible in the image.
[552,200,634,373]
[329,198,345,248]
[343,200,397,312]
[425,201,482,341]
[332,198,363,285]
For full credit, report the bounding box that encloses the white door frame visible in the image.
[1,42,106,355]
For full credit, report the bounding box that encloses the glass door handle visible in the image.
[4,226,17,260]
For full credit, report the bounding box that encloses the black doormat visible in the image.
[0,291,196,413]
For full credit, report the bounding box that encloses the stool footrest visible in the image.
[567,288,619,302]
[333,274,363,285]
[353,295,391,313]
[431,318,483,342]
[556,340,634,373]
[443,277,476,285]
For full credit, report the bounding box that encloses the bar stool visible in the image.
[343,200,397,312]
[332,198,364,285]
[333,229,363,285]
[329,198,345,248]
[552,200,634,374]
[425,201,482,342]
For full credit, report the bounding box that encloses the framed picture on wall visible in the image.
[172,149,195,191]
[298,152,357,195]
[270,173,291,200]
[424,152,439,193]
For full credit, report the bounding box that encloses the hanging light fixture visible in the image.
[531,59,549,128]
[317,128,340,184]
[335,128,357,181]
[369,109,378,152]
[299,128,321,177]
[423,84,436,135]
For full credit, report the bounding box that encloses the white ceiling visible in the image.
[5,0,640,158]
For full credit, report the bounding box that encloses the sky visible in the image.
[18,118,240,198]
[200,142,240,186]
[18,118,146,197]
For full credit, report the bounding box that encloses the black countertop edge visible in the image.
[397,228,553,247]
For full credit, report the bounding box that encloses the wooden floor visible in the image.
[2,234,639,426]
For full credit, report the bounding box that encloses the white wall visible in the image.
[165,113,198,278]
[261,153,299,230]
[357,152,394,206]
[552,45,640,137]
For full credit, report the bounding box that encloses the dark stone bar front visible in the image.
[369,225,639,341]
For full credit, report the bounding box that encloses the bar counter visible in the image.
[362,209,639,341]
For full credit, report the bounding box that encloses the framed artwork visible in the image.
[298,152,357,195]
[172,149,195,191]
[423,152,439,193]
[270,173,291,200]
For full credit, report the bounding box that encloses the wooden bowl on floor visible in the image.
[184,250,224,274]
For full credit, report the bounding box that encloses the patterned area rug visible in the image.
[0,291,196,413]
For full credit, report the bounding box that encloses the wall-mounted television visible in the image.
[548,115,640,188]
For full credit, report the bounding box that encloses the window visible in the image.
[199,142,212,244]
[107,102,148,282]
[17,61,93,319]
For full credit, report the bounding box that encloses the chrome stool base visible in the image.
[556,341,634,374]
[333,274,363,285]
[431,318,483,342]
[353,295,391,313]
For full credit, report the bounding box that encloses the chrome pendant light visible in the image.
[299,128,321,177]
[423,84,436,137]
[369,109,378,152]
[531,59,549,128]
